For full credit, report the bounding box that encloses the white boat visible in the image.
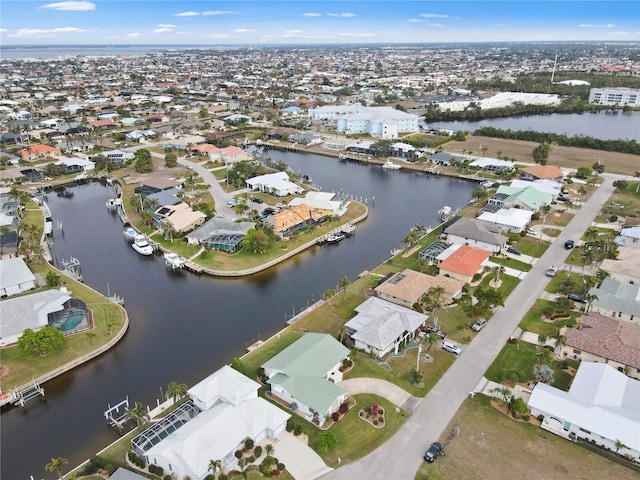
[106,198,121,209]
[382,160,401,170]
[341,224,356,235]
[164,252,186,270]
[326,232,346,243]
[123,227,137,241]
[132,234,154,256]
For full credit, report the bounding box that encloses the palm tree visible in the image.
[418,332,438,369]
[339,324,349,344]
[125,401,150,431]
[615,439,627,454]
[209,458,222,477]
[264,443,275,459]
[584,292,599,313]
[166,381,188,405]
[338,276,350,299]
[584,227,599,242]
[45,456,68,479]
[422,286,445,327]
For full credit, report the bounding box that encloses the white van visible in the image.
[442,340,462,355]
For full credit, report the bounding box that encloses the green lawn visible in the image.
[149,234,201,258]
[519,299,580,336]
[488,255,532,272]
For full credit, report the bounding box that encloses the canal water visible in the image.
[427,111,640,141]
[1,154,475,479]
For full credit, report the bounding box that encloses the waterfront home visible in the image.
[437,245,491,283]
[153,202,206,235]
[489,185,552,212]
[468,157,514,173]
[246,171,304,197]
[374,269,464,309]
[186,218,255,252]
[262,333,349,427]
[509,178,563,198]
[265,204,333,239]
[99,149,134,165]
[136,365,290,479]
[0,257,36,297]
[528,362,640,460]
[560,312,640,380]
[588,278,640,325]
[476,207,533,234]
[289,132,322,145]
[345,296,428,358]
[288,191,348,217]
[444,217,508,254]
[54,157,95,174]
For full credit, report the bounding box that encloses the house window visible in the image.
[579,427,591,434]
[572,349,581,355]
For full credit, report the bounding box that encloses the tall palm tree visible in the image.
[45,457,68,479]
[209,458,222,477]
[338,276,350,299]
[264,443,275,459]
[166,381,188,405]
[125,401,150,431]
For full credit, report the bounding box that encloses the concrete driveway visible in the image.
[269,431,333,480]
[339,378,421,414]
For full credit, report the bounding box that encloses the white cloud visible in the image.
[328,13,356,18]
[339,32,374,37]
[235,29,254,33]
[9,26,85,37]
[578,23,616,28]
[421,13,451,19]
[0,28,7,32]
[407,19,423,23]
[204,33,234,39]
[202,11,236,16]
[39,1,95,11]
[285,30,302,34]
[303,13,322,17]
[153,28,173,33]
[158,24,176,28]
[428,23,444,28]
[608,31,629,36]
[175,11,199,17]
[127,33,143,38]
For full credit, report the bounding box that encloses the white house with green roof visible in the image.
[262,333,350,426]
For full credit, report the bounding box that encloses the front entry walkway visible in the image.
[269,431,333,480]
[338,378,421,414]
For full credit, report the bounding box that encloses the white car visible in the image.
[442,340,462,355]
[472,318,487,332]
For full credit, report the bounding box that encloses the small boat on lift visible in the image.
[341,224,356,236]
[123,227,137,241]
[382,160,401,170]
[164,252,186,270]
[132,234,153,256]
[326,232,346,243]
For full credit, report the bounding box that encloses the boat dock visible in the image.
[0,379,45,408]
[104,397,130,431]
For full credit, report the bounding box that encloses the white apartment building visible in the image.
[588,87,640,107]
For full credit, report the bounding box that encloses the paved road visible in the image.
[322,176,616,480]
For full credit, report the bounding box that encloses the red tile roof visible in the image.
[438,245,491,276]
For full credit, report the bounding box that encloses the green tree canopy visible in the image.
[164,152,177,168]
[18,327,65,356]
[134,149,153,173]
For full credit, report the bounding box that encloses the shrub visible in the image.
[372,403,378,416]
[79,462,99,476]
[285,419,294,432]
[332,412,340,422]
[378,408,384,415]
[277,463,285,471]
[522,415,530,422]
[373,420,378,426]
[272,469,281,476]
[293,423,303,436]
[247,456,255,464]
[235,450,243,459]
[254,445,263,458]
[244,438,255,450]
[164,475,172,480]
[339,402,348,414]
[609,214,618,222]
[560,360,569,369]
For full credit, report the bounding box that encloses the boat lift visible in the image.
[104,397,130,431]
[60,256,83,282]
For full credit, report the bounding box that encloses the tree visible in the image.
[592,161,605,174]
[472,187,488,200]
[532,142,553,165]
[18,327,65,356]
[134,149,153,173]
[45,456,68,479]
[575,166,592,179]
[125,401,150,431]
[323,288,336,304]
[533,364,554,384]
[209,459,222,477]
[615,439,627,454]
[408,366,424,385]
[536,347,553,366]
[316,432,337,452]
[537,333,548,347]
[166,381,188,405]
[422,286,444,326]
[164,152,177,168]
[613,179,628,190]
[338,276,350,299]
[510,397,529,419]
[264,443,275,459]
[46,271,61,287]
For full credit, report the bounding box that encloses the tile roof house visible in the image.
[528,362,640,460]
[18,144,60,161]
[437,245,491,283]
[153,202,206,234]
[444,217,508,254]
[265,204,333,239]
[520,165,564,181]
[345,296,428,358]
[560,312,640,380]
[374,269,464,309]
[139,365,290,479]
[262,333,349,427]
[588,278,640,325]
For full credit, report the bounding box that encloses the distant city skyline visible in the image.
[1,1,639,46]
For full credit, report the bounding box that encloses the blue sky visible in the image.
[1,1,638,45]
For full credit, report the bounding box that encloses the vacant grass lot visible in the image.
[416,395,640,480]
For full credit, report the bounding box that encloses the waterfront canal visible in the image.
[1,154,475,479]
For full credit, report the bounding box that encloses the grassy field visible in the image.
[415,395,640,480]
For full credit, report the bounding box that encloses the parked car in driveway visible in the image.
[251,196,264,204]
[472,318,487,332]
[545,265,557,277]
[442,340,462,355]
[507,246,522,255]
[424,442,444,462]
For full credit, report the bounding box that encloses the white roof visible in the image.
[188,365,260,409]
[288,191,341,213]
[0,257,36,290]
[477,208,532,229]
[528,362,640,452]
[509,179,562,197]
[469,157,514,168]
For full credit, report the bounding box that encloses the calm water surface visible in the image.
[1,154,475,479]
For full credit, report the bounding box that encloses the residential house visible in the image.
[476,208,533,234]
[444,217,508,254]
[437,245,491,282]
[528,362,640,460]
[288,191,349,217]
[18,144,60,161]
[267,127,298,140]
[88,119,117,130]
[588,278,640,325]
[186,218,255,253]
[246,172,304,197]
[390,142,417,160]
[100,149,134,165]
[615,227,640,248]
[153,202,206,234]
[600,247,640,284]
[0,257,36,297]
[220,146,252,164]
[489,185,552,212]
[560,312,640,380]
[262,333,349,426]
[428,152,459,166]
[520,165,564,181]
[54,157,95,174]
[468,157,514,173]
[289,132,322,145]
[266,204,333,239]
[374,269,464,309]
[509,179,563,198]
[136,365,290,478]
[345,296,428,358]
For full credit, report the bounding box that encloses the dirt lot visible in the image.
[444,136,640,177]
[416,396,640,480]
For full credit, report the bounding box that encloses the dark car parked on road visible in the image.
[424,442,444,462]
